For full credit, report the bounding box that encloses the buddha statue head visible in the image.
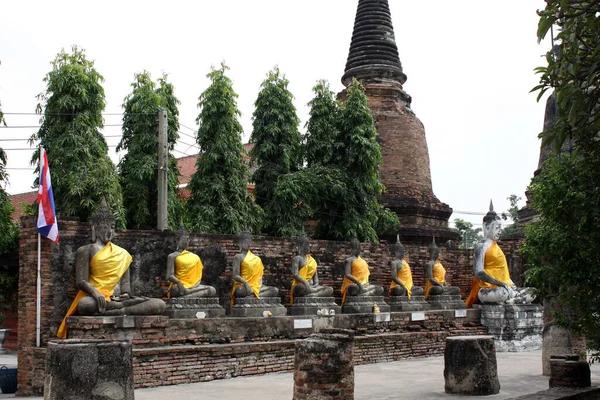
[393,235,405,259]
[176,221,189,251]
[237,231,252,252]
[91,198,114,243]
[482,200,502,241]
[428,237,440,261]
[297,235,310,256]
[350,235,361,257]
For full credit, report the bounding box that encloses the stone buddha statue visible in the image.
[340,237,384,305]
[231,231,279,307]
[389,236,424,298]
[425,238,461,299]
[166,223,217,298]
[466,201,535,307]
[290,236,334,304]
[57,199,166,338]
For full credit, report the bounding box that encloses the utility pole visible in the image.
[157,109,168,230]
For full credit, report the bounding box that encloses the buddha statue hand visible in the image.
[94,292,107,313]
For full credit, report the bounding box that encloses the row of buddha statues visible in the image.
[57,199,534,338]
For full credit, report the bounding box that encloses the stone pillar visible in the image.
[549,355,591,388]
[44,339,134,400]
[444,335,500,396]
[293,328,355,400]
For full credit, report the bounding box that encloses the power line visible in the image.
[0,124,123,129]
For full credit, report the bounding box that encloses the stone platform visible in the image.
[476,304,543,352]
[427,294,466,310]
[229,296,287,318]
[342,296,390,314]
[388,295,431,312]
[165,297,226,319]
[288,297,341,316]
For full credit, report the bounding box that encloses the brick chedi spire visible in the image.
[339,0,458,245]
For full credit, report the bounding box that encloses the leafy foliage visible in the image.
[187,63,263,234]
[305,80,341,167]
[118,71,182,229]
[30,46,124,225]
[250,67,302,234]
[453,218,482,249]
[499,194,521,239]
[524,1,600,358]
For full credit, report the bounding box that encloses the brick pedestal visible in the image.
[341,296,390,314]
[289,297,341,316]
[165,297,225,319]
[230,297,287,317]
[427,294,466,310]
[388,295,431,312]
[478,304,543,352]
[549,355,591,388]
[293,328,355,400]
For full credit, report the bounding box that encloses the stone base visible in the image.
[289,297,341,316]
[427,295,466,310]
[477,304,543,352]
[388,295,432,312]
[230,296,287,318]
[165,297,226,319]
[342,296,390,314]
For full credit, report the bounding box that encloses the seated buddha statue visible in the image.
[389,236,424,298]
[424,238,461,299]
[466,201,535,307]
[166,223,217,298]
[290,236,334,303]
[341,236,384,305]
[57,199,166,338]
[231,231,279,307]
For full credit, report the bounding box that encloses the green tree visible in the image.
[500,194,521,239]
[305,80,341,167]
[250,67,302,235]
[30,46,124,225]
[117,71,182,229]
[453,218,482,249]
[187,64,263,234]
[523,1,600,358]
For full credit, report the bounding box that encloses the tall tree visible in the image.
[523,1,600,359]
[499,194,521,239]
[453,218,482,249]
[250,67,301,234]
[117,71,182,229]
[30,46,124,224]
[187,64,263,234]
[304,80,341,167]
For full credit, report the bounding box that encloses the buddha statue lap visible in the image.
[57,199,166,338]
[466,202,535,307]
[388,236,430,312]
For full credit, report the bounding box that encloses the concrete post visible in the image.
[157,109,168,230]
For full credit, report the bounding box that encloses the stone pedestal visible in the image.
[478,304,543,352]
[293,328,355,400]
[444,335,500,396]
[165,297,225,319]
[549,355,591,388]
[230,296,287,317]
[388,295,431,312]
[289,297,341,316]
[44,339,134,400]
[427,294,466,310]
[341,296,390,314]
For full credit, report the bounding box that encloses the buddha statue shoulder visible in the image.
[389,236,423,298]
[57,199,166,338]
[466,201,535,307]
[424,237,460,299]
[289,236,333,303]
[166,223,216,298]
[340,236,384,305]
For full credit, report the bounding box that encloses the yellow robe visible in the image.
[231,251,264,307]
[167,250,203,298]
[290,254,317,304]
[466,242,513,307]
[389,260,414,298]
[425,261,446,299]
[341,256,370,306]
[57,242,132,338]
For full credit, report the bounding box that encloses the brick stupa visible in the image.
[339,0,458,244]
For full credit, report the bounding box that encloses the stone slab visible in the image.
[478,304,544,352]
[230,296,287,318]
[165,297,226,319]
[427,294,466,310]
[341,296,390,314]
[289,297,341,316]
[388,295,432,312]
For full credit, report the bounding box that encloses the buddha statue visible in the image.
[57,199,166,338]
[424,237,461,299]
[290,236,334,304]
[389,236,424,298]
[231,231,279,307]
[466,201,535,307]
[165,223,217,298]
[340,236,384,305]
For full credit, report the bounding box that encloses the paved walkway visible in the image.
[1,350,598,399]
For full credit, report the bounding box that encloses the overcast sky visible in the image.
[0,0,550,227]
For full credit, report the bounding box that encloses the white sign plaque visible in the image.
[454,309,467,318]
[411,312,425,321]
[294,319,313,329]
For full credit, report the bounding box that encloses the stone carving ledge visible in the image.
[388,295,432,312]
[230,297,287,318]
[475,304,543,352]
[289,297,342,316]
[342,295,390,314]
[427,295,466,311]
[165,297,226,319]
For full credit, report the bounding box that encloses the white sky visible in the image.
[0,0,550,227]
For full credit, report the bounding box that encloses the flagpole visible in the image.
[36,233,41,347]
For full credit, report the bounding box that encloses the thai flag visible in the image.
[36,147,59,244]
